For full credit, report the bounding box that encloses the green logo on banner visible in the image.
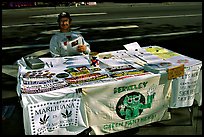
[116,91,155,120]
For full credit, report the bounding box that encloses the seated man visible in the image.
[50,12,91,57]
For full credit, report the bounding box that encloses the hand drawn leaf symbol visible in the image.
[45,116,49,121]
[43,114,47,121]
[39,114,49,125]
[39,117,44,124]
[61,113,67,118]
[67,110,72,117]
[66,110,69,115]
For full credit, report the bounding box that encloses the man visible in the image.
[50,12,91,57]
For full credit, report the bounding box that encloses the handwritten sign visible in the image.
[167,64,184,80]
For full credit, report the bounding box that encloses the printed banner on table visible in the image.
[22,91,88,135]
[194,69,202,106]
[28,98,80,135]
[169,63,202,108]
[82,74,171,135]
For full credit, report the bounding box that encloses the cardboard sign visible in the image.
[167,64,184,80]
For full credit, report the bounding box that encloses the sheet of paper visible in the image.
[99,58,129,67]
[166,54,202,67]
[63,55,90,67]
[123,42,142,51]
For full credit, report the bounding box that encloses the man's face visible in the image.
[59,17,71,31]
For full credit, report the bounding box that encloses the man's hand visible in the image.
[77,45,87,52]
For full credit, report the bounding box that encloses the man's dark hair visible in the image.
[57,12,72,23]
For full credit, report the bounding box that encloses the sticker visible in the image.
[167,64,184,80]
[56,73,69,78]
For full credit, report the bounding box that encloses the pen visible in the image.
[46,62,50,68]
[50,62,53,67]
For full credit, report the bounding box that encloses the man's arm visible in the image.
[50,35,61,57]
[82,38,91,54]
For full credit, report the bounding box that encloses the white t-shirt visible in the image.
[50,31,91,57]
